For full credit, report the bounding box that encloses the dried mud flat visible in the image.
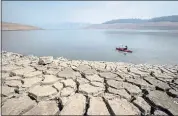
[1,51,178,115]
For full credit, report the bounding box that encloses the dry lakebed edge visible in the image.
[1,51,178,115]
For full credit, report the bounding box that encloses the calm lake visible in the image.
[2,29,178,64]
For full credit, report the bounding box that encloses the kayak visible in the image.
[116,48,132,53]
[116,47,132,53]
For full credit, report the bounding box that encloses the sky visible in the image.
[2,1,178,27]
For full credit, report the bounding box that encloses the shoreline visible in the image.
[1,51,178,115]
[2,29,44,31]
[2,51,178,66]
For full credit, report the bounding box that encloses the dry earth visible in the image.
[1,22,41,31]
[1,51,178,115]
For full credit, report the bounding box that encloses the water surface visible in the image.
[2,29,178,64]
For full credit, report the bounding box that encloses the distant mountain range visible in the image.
[2,15,178,30]
[1,22,42,31]
[86,15,178,30]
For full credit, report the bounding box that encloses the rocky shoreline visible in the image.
[1,51,178,115]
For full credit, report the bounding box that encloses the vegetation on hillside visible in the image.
[103,15,178,24]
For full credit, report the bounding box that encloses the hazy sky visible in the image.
[2,1,178,26]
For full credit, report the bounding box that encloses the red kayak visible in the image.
[116,47,132,53]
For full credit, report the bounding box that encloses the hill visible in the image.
[149,15,178,22]
[1,22,42,31]
[103,15,178,24]
[85,15,178,30]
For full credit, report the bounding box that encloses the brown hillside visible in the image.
[1,22,42,31]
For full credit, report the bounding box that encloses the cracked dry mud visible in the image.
[1,51,178,115]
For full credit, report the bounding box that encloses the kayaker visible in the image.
[120,44,124,48]
[124,46,128,50]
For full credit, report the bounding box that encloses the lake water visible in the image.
[2,29,178,64]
